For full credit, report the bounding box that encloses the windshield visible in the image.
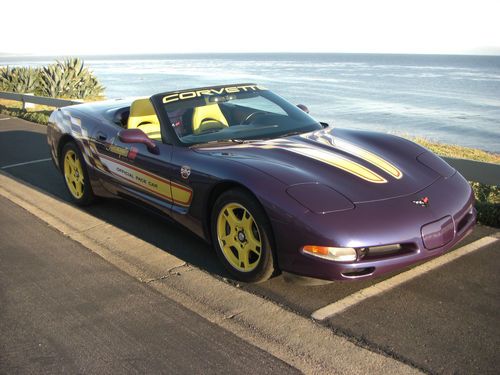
[160,84,322,145]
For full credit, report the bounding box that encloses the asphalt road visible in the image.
[0,195,298,374]
[1,114,499,374]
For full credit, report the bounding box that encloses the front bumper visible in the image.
[276,172,477,281]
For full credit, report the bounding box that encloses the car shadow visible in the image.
[1,130,229,279]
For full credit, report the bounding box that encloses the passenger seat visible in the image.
[127,98,161,140]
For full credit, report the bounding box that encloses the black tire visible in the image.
[211,189,276,283]
[60,142,95,206]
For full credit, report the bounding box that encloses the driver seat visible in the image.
[127,98,162,140]
[192,104,228,135]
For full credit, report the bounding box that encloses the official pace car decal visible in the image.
[99,154,193,207]
[162,84,267,104]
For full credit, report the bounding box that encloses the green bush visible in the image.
[470,181,500,228]
[0,66,39,93]
[39,58,104,99]
[475,202,500,228]
[0,58,104,100]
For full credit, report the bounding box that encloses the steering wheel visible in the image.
[241,111,267,125]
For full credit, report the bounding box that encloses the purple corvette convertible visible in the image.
[47,84,476,283]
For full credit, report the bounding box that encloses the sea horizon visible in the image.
[2,53,499,152]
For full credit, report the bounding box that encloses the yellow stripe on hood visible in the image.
[334,139,403,179]
[301,133,403,180]
[287,146,387,183]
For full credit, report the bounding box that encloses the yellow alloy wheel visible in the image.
[63,150,85,199]
[217,202,262,272]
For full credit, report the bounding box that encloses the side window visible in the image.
[232,97,287,115]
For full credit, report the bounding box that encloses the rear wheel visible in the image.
[61,142,94,206]
[211,189,276,283]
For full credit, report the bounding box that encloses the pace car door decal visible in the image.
[99,154,193,207]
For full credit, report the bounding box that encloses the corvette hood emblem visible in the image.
[412,197,430,207]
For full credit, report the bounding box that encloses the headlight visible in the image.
[302,245,357,262]
[286,183,354,214]
[417,152,455,178]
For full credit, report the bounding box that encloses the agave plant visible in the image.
[0,66,40,93]
[2,58,105,100]
[38,58,105,99]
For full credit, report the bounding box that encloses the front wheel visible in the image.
[61,142,95,206]
[211,189,276,283]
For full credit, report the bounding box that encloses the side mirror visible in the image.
[118,128,159,155]
[320,122,329,128]
[296,104,310,114]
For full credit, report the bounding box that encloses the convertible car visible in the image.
[47,83,476,283]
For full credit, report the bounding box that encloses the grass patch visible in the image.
[410,136,500,164]
[0,98,51,125]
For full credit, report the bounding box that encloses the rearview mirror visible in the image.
[296,104,310,114]
[118,128,159,155]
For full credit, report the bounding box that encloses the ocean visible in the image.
[1,53,499,152]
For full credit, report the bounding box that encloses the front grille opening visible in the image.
[359,243,416,260]
[342,267,375,278]
[456,209,474,234]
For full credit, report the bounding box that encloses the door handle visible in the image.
[96,132,107,141]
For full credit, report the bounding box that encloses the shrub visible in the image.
[0,66,39,93]
[470,181,500,228]
[0,58,104,100]
[475,202,500,228]
[38,58,104,99]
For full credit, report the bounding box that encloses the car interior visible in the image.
[109,96,295,143]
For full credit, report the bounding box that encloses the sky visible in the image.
[1,0,499,56]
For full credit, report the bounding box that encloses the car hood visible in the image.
[195,128,443,203]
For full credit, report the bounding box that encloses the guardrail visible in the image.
[1,91,499,185]
[0,91,80,108]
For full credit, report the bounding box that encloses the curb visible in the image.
[0,171,421,374]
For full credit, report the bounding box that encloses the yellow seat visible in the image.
[127,98,161,140]
[192,104,228,135]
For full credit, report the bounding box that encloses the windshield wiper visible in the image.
[281,130,305,138]
[202,138,248,145]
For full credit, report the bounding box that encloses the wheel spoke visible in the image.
[238,246,250,269]
[248,244,261,256]
[75,159,82,173]
[64,156,73,174]
[75,181,83,197]
[220,232,237,248]
[241,210,253,232]
[224,208,241,226]
[67,155,76,170]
